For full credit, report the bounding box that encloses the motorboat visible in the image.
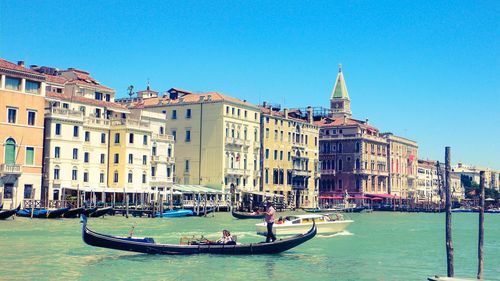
[155,209,193,218]
[256,213,353,236]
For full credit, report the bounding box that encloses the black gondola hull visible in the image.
[89,207,113,218]
[63,207,85,218]
[81,216,316,255]
[231,211,265,219]
[0,205,20,220]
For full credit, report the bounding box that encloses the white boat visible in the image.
[255,213,353,236]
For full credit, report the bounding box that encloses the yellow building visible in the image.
[382,133,418,200]
[38,67,171,206]
[121,87,261,205]
[260,104,320,208]
[0,59,46,208]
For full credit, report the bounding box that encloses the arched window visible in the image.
[128,170,133,183]
[4,138,16,164]
[338,159,343,171]
[54,165,60,180]
[72,166,78,181]
[338,143,343,153]
[355,142,360,153]
[355,158,360,169]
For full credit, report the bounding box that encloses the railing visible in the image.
[0,164,21,175]
[320,132,385,142]
[292,170,309,177]
[46,107,83,119]
[84,117,110,126]
[225,168,245,176]
[152,133,175,141]
[23,199,78,208]
[111,118,150,128]
[150,176,173,184]
[321,169,336,175]
[151,156,175,163]
[225,137,245,146]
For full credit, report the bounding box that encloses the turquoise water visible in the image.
[1,212,499,281]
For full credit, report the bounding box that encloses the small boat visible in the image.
[155,209,193,218]
[231,210,265,219]
[342,206,372,213]
[17,208,48,218]
[256,213,353,236]
[451,208,474,213]
[46,207,70,218]
[485,209,500,214]
[63,207,85,218]
[82,207,98,216]
[192,208,215,217]
[304,207,342,213]
[81,215,316,255]
[89,207,113,218]
[0,205,20,220]
[17,207,69,218]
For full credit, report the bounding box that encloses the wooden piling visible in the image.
[445,146,454,277]
[125,194,129,218]
[477,171,485,280]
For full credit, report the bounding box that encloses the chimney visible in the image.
[307,106,313,124]
[365,118,369,125]
[343,115,347,124]
[284,108,289,119]
[17,61,25,67]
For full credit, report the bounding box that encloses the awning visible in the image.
[172,184,227,194]
[319,195,343,199]
[366,193,401,199]
[348,196,371,200]
[371,197,383,201]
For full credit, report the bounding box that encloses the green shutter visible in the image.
[5,139,16,164]
[26,147,34,165]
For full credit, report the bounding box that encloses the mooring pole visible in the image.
[445,146,454,277]
[478,171,485,280]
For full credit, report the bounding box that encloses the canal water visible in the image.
[0,212,499,281]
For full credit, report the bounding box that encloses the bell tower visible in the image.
[330,64,352,118]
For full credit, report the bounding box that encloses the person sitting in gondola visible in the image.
[216,230,236,245]
[276,216,284,224]
[250,208,260,215]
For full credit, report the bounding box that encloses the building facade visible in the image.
[0,59,46,208]
[260,104,319,208]
[121,87,261,205]
[382,133,418,200]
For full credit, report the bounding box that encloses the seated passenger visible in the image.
[276,216,285,224]
[250,208,260,215]
[216,230,236,245]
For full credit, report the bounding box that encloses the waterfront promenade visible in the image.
[1,212,499,281]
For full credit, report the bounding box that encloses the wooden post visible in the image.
[125,194,129,218]
[445,146,454,277]
[204,192,208,217]
[30,187,36,219]
[478,171,485,280]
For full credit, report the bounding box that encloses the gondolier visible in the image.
[265,201,277,243]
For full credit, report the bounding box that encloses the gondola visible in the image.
[46,207,70,218]
[0,205,20,220]
[192,208,215,217]
[89,207,113,218]
[81,215,316,255]
[231,210,265,219]
[0,203,3,210]
[82,207,98,216]
[63,207,85,218]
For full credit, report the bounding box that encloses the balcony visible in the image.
[292,141,306,150]
[152,133,175,142]
[321,169,336,175]
[225,168,245,176]
[0,164,21,176]
[46,107,83,121]
[292,169,309,177]
[150,176,173,186]
[225,137,250,147]
[151,155,175,164]
[111,118,150,129]
[84,117,110,127]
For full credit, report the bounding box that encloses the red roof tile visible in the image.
[315,117,379,132]
[0,58,45,76]
[46,92,127,110]
[45,75,68,85]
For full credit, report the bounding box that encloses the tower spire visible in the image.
[330,63,352,118]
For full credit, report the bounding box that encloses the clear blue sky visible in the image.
[1,1,499,169]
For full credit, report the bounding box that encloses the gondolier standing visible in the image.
[265,201,277,243]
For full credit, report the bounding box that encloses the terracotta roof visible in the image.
[68,80,114,91]
[45,75,68,85]
[0,58,45,76]
[46,92,127,110]
[127,90,256,108]
[60,68,114,91]
[315,117,379,132]
[259,106,312,124]
[418,159,437,167]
